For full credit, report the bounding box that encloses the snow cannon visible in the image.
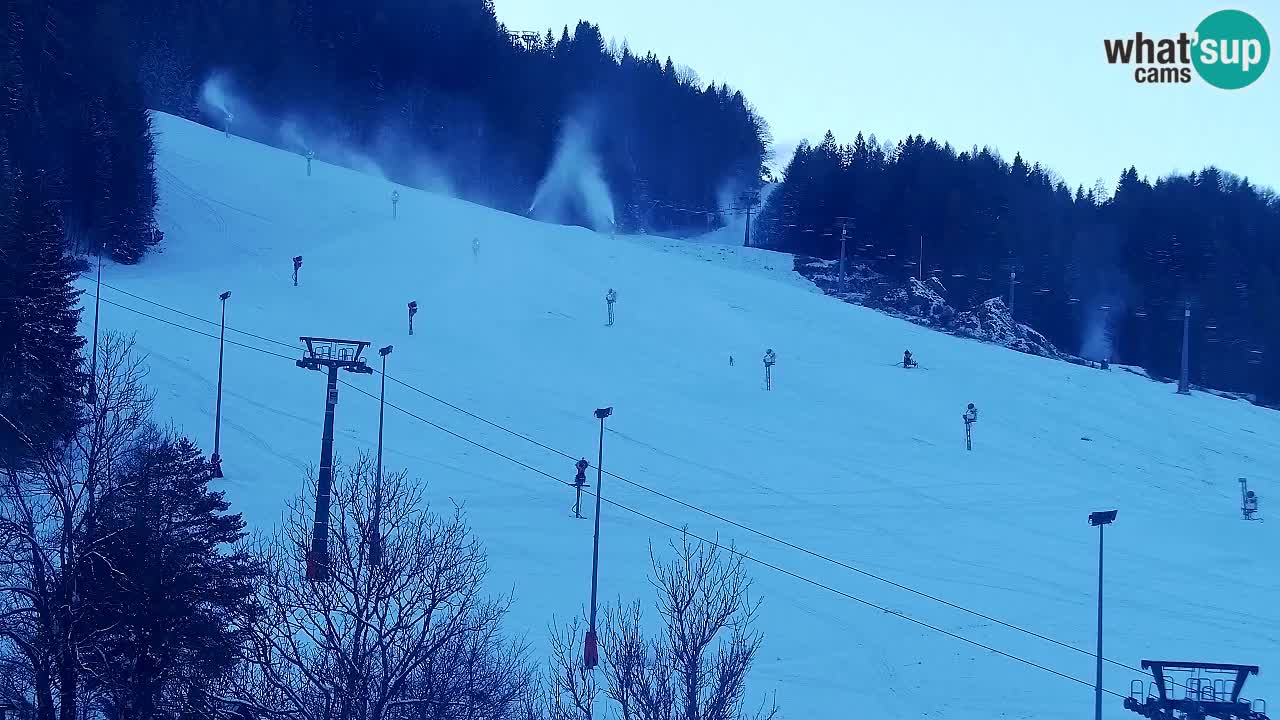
[1241,478,1259,520]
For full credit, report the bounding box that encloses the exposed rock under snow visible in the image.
[951,297,1059,358]
[794,256,1061,359]
[879,277,955,326]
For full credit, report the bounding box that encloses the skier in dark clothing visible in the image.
[903,350,917,368]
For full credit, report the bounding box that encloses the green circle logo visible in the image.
[1193,10,1270,89]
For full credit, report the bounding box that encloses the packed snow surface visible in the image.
[83,113,1279,719]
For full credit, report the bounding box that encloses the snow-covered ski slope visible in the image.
[86,113,1279,719]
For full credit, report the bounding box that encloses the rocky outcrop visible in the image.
[951,297,1059,358]
[878,277,955,325]
[794,256,1061,359]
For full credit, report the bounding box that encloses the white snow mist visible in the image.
[529,117,615,233]
[1080,310,1113,361]
[201,71,233,117]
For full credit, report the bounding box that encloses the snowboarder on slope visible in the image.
[903,350,917,368]
[963,403,978,450]
[605,289,617,326]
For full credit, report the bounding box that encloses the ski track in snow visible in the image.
[80,113,1280,720]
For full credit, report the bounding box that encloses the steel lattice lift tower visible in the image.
[1124,661,1270,720]
[297,337,373,581]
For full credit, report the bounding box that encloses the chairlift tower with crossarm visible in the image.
[297,337,373,581]
[1124,661,1269,720]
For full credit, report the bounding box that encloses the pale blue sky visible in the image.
[496,0,1278,192]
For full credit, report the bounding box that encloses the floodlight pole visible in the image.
[1178,303,1191,394]
[212,291,231,477]
[370,345,392,567]
[584,406,612,670]
[1089,510,1117,720]
[839,225,848,292]
[89,243,103,403]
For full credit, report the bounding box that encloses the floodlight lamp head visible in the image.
[219,291,232,301]
[379,345,393,357]
[1089,510,1118,526]
[594,407,613,419]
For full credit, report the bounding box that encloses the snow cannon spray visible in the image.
[200,72,235,138]
[528,115,616,233]
[281,120,315,175]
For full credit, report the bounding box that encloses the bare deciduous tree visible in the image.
[542,618,596,720]
[241,455,514,720]
[397,610,534,720]
[546,534,777,720]
[0,333,153,720]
